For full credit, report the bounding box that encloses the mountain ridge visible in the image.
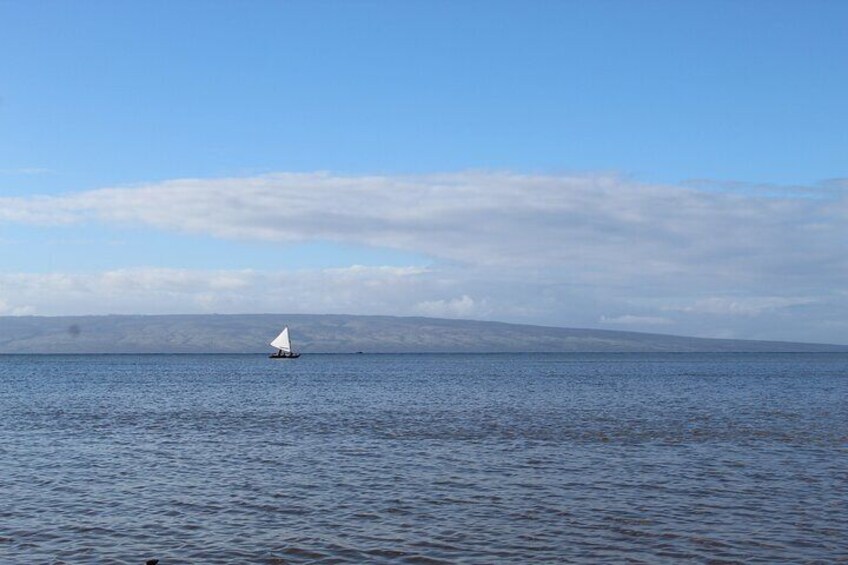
[0,314,845,354]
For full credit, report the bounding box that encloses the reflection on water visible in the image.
[1,353,847,563]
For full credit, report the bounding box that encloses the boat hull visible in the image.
[269,352,300,359]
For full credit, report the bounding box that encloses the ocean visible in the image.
[1,353,846,563]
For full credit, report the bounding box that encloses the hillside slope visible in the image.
[0,314,845,354]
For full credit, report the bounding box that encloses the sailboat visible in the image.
[269,326,300,358]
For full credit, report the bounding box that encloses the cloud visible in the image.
[0,266,439,317]
[666,296,818,317]
[600,315,673,326]
[1,171,845,287]
[415,295,484,319]
[0,297,34,316]
[1,171,847,343]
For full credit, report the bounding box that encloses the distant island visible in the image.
[0,314,846,354]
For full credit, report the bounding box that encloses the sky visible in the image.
[1,1,847,344]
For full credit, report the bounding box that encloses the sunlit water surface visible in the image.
[1,353,846,563]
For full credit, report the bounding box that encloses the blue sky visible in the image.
[1,1,847,344]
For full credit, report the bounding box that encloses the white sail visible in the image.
[270,327,292,353]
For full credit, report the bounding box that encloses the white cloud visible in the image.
[1,171,844,287]
[415,295,483,319]
[667,296,818,317]
[0,298,34,316]
[0,173,848,281]
[1,171,847,343]
[0,266,438,317]
[600,315,673,326]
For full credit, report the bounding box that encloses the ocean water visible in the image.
[1,353,846,564]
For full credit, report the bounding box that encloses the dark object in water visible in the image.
[146,560,159,565]
[269,351,301,359]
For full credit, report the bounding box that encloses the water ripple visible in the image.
[1,353,846,563]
